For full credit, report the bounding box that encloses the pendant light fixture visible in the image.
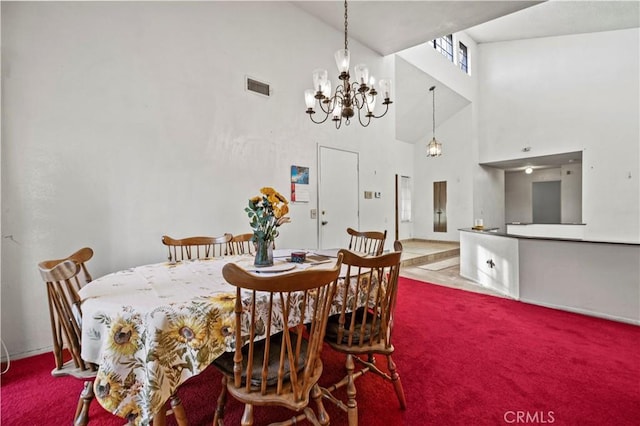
[427,85,442,157]
[304,0,392,129]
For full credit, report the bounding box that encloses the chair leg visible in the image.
[153,407,167,426]
[170,393,189,426]
[212,376,228,426]
[367,353,375,364]
[74,380,94,426]
[345,354,358,426]
[240,404,254,426]
[311,384,330,426]
[387,355,406,409]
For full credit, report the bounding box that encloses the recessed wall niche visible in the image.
[434,181,447,232]
[490,153,583,224]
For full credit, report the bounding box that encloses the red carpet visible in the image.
[2,278,639,425]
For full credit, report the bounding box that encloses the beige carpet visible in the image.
[417,256,460,271]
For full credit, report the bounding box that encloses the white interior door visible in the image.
[318,146,359,249]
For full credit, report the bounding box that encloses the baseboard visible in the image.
[455,276,639,325]
[518,297,640,326]
[458,273,516,299]
[1,345,53,363]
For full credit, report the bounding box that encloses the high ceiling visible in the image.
[293,1,640,55]
[293,1,541,55]
[294,0,639,152]
[466,0,640,44]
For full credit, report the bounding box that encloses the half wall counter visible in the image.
[459,228,639,325]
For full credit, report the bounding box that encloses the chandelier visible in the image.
[304,0,392,129]
[427,85,442,157]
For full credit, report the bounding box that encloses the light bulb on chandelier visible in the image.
[304,0,392,129]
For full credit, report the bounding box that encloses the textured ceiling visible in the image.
[293,1,639,54]
[292,1,542,55]
[466,0,640,43]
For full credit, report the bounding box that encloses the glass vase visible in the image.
[254,239,274,267]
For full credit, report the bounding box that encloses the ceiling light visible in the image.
[525,167,533,174]
[426,86,442,157]
[304,0,392,129]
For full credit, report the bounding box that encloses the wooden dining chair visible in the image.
[346,227,387,256]
[39,252,97,426]
[211,255,343,426]
[40,249,188,426]
[321,242,405,426]
[39,247,95,375]
[39,247,94,288]
[162,234,233,262]
[230,233,255,255]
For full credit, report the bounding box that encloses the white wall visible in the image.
[478,28,640,243]
[560,163,582,224]
[399,31,479,241]
[397,31,510,235]
[473,165,506,231]
[394,141,416,241]
[396,31,477,103]
[413,105,475,241]
[1,2,412,358]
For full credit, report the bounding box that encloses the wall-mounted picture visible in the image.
[291,165,309,184]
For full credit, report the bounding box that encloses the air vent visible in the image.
[246,77,270,97]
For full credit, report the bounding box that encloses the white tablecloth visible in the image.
[78,254,348,425]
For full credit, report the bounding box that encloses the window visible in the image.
[459,41,468,74]
[431,35,471,75]
[433,34,454,62]
[400,176,412,222]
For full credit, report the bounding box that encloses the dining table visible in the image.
[78,250,367,425]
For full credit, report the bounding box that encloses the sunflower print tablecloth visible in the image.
[78,255,370,425]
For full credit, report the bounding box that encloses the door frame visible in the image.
[395,174,399,242]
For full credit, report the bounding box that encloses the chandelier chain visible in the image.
[432,86,436,137]
[343,0,348,50]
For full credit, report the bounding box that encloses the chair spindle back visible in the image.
[230,233,255,255]
[162,234,233,262]
[212,255,343,424]
[347,227,387,256]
